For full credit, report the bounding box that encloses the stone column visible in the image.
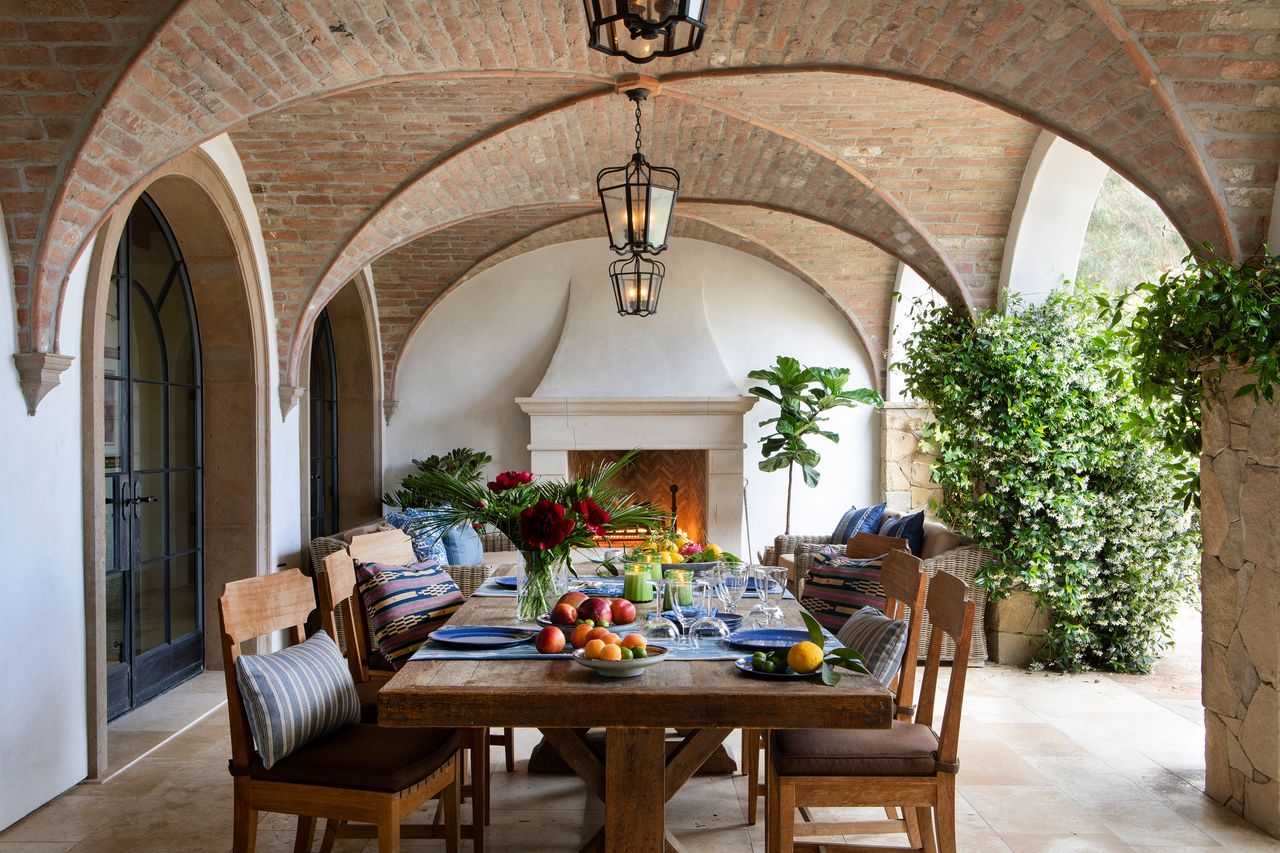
[1202,369,1280,836]
[879,402,941,512]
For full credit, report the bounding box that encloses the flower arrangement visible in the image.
[407,450,668,619]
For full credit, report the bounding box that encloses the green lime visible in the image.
[632,647,648,659]
[619,647,634,660]
[758,660,776,673]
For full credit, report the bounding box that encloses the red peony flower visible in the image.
[520,500,575,550]
[573,499,612,535]
[488,470,534,492]
[679,542,701,557]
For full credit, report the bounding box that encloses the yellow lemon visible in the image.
[787,641,825,674]
[669,552,684,563]
[660,552,673,564]
[707,544,722,557]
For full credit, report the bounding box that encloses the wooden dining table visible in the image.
[379,585,893,853]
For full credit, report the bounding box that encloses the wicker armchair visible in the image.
[479,531,515,552]
[795,539,992,665]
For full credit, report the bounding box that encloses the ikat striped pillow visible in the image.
[355,560,464,667]
[234,630,360,769]
[836,606,909,687]
[800,546,887,633]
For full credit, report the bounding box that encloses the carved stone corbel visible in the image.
[383,398,399,425]
[278,385,304,421]
[13,352,74,416]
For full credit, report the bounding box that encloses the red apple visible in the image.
[610,598,636,625]
[557,590,589,610]
[549,602,578,625]
[535,626,566,654]
[578,597,612,624]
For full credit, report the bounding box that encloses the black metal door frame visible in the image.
[105,193,204,719]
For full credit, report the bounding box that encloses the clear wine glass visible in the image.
[689,578,731,647]
[669,577,701,647]
[746,566,786,630]
[715,563,748,614]
[641,577,680,647]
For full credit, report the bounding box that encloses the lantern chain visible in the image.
[634,99,643,154]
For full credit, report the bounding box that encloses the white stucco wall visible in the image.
[0,227,90,829]
[388,239,879,558]
[1000,132,1109,306]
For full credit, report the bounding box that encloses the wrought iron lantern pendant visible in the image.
[596,88,680,257]
[582,0,707,64]
[611,252,664,317]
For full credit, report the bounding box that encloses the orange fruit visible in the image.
[570,623,593,649]
[586,626,610,643]
[599,644,623,661]
[583,639,606,660]
[787,641,825,674]
[621,634,647,650]
[601,632,621,646]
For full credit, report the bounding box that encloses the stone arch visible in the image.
[296,268,384,550]
[77,147,270,776]
[999,132,1110,306]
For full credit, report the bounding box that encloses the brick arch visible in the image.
[289,94,972,387]
[14,1,1266,363]
[381,205,900,401]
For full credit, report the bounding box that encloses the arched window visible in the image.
[310,309,340,538]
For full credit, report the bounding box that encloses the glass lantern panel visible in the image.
[644,184,676,248]
[601,183,631,249]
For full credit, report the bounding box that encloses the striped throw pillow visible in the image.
[800,546,887,633]
[234,630,360,770]
[831,502,887,546]
[837,606,909,687]
[355,560,464,667]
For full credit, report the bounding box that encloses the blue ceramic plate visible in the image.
[427,626,537,649]
[733,656,818,680]
[746,578,784,594]
[727,628,812,652]
[493,576,518,588]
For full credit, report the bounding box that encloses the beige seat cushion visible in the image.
[771,722,939,777]
[921,520,965,559]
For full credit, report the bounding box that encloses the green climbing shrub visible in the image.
[898,285,1198,672]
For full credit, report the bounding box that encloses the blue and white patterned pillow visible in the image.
[386,508,450,565]
[831,502,887,545]
[235,630,360,769]
[836,605,909,687]
[880,510,926,556]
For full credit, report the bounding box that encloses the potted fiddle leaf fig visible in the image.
[748,357,883,534]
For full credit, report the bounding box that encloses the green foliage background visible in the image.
[899,287,1199,672]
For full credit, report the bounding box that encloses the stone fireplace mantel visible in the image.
[516,395,757,552]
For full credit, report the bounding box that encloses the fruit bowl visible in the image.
[536,614,635,637]
[571,645,668,678]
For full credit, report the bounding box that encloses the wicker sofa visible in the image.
[764,511,991,665]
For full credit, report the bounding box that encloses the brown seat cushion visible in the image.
[771,722,939,777]
[920,521,965,559]
[355,679,381,724]
[250,724,458,792]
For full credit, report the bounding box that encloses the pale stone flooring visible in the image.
[4,608,1279,852]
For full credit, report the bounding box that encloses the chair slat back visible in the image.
[912,569,975,767]
[218,568,316,768]
[845,533,909,560]
[317,550,370,683]
[879,549,928,721]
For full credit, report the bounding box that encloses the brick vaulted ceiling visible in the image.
[2,0,1278,399]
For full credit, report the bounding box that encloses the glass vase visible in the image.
[516,549,568,622]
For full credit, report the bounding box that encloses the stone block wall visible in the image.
[880,402,942,513]
[1202,369,1280,836]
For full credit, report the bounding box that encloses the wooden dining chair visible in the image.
[765,568,976,853]
[317,549,504,834]
[743,548,927,825]
[220,568,461,853]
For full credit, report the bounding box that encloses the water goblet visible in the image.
[715,562,748,615]
[640,577,681,646]
[689,577,731,648]
[746,566,786,629]
[668,578,701,647]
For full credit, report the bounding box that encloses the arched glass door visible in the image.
[309,309,340,539]
[104,193,203,719]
